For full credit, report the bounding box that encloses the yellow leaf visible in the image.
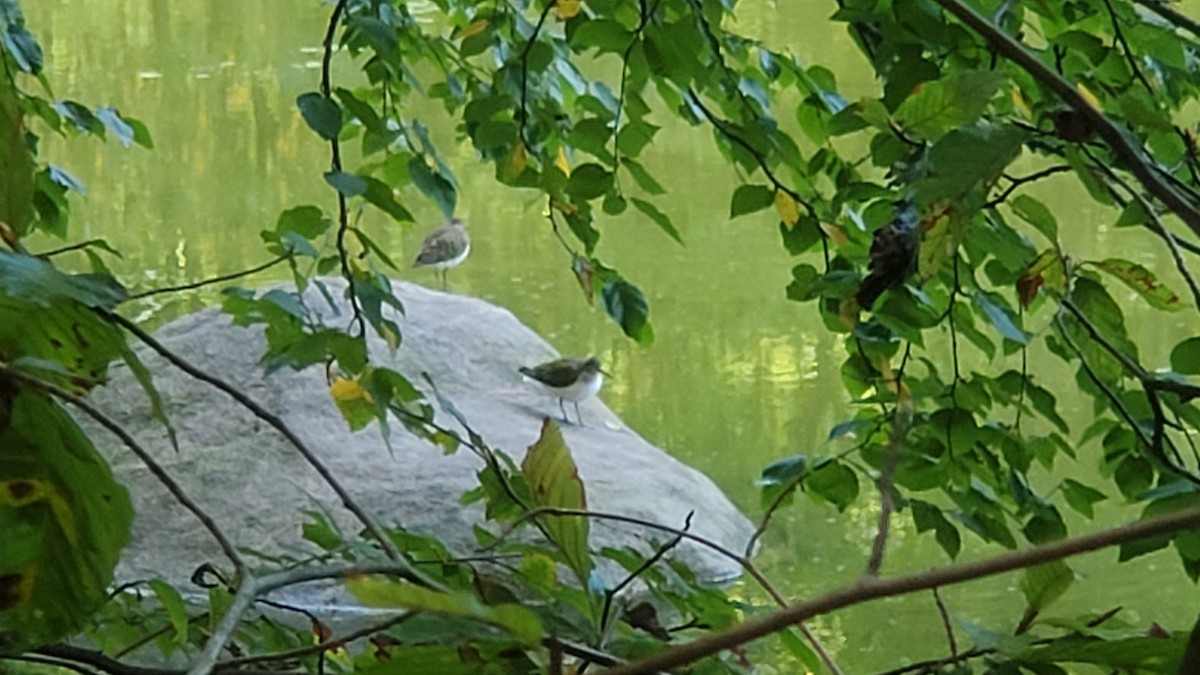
[499,143,527,183]
[820,222,849,247]
[555,146,571,176]
[551,196,579,215]
[1011,88,1032,120]
[774,190,801,229]
[1076,83,1102,111]
[330,377,373,404]
[555,0,582,19]
[454,19,488,40]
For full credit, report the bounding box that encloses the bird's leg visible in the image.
[558,397,570,424]
[440,269,447,290]
[575,401,584,427]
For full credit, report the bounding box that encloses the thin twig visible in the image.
[866,384,911,577]
[984,165,1071,209]
[1133,0,1200,39]
[932,586,958,657]
[517,1,557,152]
[600,511,694,638]
[488,506,843,675]
[597,505,1200,674]
[320,0,366,340]
[35,238,116,259]
[218,612,414,667]
[0,365,245,580]
[126,252,294,302]
[1100,0,1156,95]
[186,562,442,675]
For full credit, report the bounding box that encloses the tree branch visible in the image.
[934,0,1200,238]
[597,505,1200,674]
[125,252,294,302]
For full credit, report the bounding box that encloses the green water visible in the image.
[27,2,1200,672]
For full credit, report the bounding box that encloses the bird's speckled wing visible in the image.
[519,357,586,387]
[415,224,468,266]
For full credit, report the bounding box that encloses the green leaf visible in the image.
[1021,634,1186,672]
[334,87,382,132]
[362,176,414,222]
[94,107,137,148]
[268,205,328,240]
[1,21,42,75]
[1061,479,1107,519]
[619,157,666,195]
[348,577,542,647]
[894,70,1006,140]
[54,100,103,136]
[1009,194,1058,240]
[1089,258,1186,312]
[972,291,1027,345]
[617,120,659,157]
[0,83,35,236]
[730,184,775,218]
[296,92,342,141]
[1020,561,1073,613]
[567,117,614,163]
[324,171,366,198]
[912,123,1028,206]
[522,420,593,586]
[0,386,134,653]
[910,499,961,558]
[758,454,806,509]
[147,579,189,648]
[601,279,654,345]
[0,252,127,310]
[777,628,823,673]
[570,18,633,53]
[805,460,859,511]
[630,197,682,244]
[301,509,345,552]
[1171,336,1200,375]
[566,163,613,201]
[408,156,457,218]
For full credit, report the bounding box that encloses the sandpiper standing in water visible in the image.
[414,217,469,290]
[519,356,605,425]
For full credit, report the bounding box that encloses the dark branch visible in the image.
[598,505,1200,674]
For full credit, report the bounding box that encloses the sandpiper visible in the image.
[414,217,469,289]
[519,356,605,425]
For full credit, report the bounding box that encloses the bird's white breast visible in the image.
[558,370,603,402]
[431,242,470,270]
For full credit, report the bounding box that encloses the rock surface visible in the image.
[84,278,753,609]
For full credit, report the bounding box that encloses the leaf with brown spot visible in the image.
[0,386,132,654]
[1017,249,1066,308]
[1089,258,1186,312]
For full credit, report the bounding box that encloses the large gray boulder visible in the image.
[85,277,753,608]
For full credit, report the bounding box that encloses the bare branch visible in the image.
[125,252,294,302]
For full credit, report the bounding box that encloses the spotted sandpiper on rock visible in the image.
[519,356,605,425]
[414,217,469,289]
